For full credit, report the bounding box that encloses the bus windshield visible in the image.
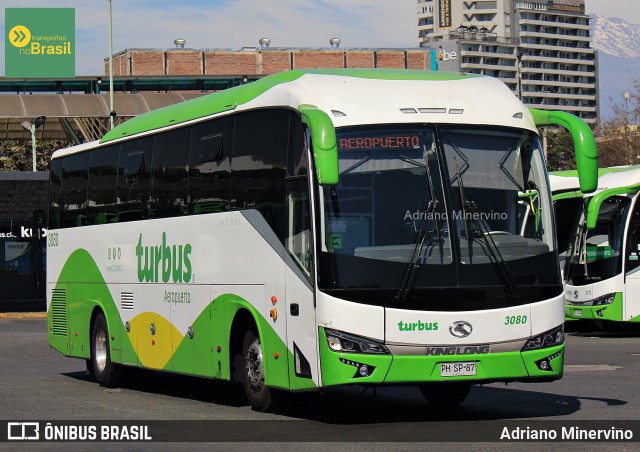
[564,196,630,286]
[317,124,560,311]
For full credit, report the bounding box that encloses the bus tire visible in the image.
[85,359,95,379]
[91,312,123,388]
[242,329,278,412]
[419,382,471,406]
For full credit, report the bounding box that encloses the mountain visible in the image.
[592,15,640,58]
[591,15,640,120]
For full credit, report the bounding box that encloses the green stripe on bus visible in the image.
[50,248,317,390]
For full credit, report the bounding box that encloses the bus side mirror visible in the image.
[299,104,339,185]
[529,108,598,194]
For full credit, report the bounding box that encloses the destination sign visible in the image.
[338,134,421,152]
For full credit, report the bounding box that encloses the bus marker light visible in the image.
[75,331,78,336]
[49,326,52,331]
[216,346,221,353]
[187,326,194,339]
[274,352,280,359]
[271,296,277,304]
[152,340,156,346]
[125,322,130,332]
[270,308,277,321]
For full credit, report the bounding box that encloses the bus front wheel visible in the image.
[242,329,278,412]
[91,312,123,388]
[419,382,472,406]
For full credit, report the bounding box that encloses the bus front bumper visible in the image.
[319,331,564,387]
[565,292,623,322]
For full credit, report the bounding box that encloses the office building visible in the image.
[418,0,598,124]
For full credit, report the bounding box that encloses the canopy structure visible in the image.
[0,75,256,142]
[0,92,207,142]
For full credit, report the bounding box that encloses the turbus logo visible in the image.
[397,320,438,332]
[136,233,193,283]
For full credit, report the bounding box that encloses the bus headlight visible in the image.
[325,329,390,354]
[593,293,615,306]
[522,325,564,351]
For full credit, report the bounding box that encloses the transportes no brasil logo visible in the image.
[5,8,75,78]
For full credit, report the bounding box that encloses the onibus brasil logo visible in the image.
[8,24,71,55]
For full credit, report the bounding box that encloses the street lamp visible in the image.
[20,116,46,172]
[624,92,632,164]
[108,0,115,129]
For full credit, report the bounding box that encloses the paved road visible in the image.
[0,317,639,448]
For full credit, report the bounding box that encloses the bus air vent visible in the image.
[50,289,68,336]
[120,292,134,310]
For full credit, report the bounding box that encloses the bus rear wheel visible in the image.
[91,312,123,388]
[419,382,472,406]
[242,329,278,412]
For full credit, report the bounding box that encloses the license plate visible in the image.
[573,309,583,317]
[440,362,476,377]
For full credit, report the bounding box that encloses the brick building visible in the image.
[106,44,433,77]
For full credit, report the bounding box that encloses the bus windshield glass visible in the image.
[317,124,559,310]
[564,196,630,286]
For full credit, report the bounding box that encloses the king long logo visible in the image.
[449,320,473,338]
[136,233,192,283]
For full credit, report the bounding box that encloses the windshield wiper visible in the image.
[454,157,474,264]
[395,147,441,304]
[454,158,519,300]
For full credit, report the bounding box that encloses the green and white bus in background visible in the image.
[564,165,640,327]
[549,170,584,268]
[47,69,598,411]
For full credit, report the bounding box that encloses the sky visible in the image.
[0,0,638,76]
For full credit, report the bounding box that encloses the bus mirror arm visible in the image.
[528,108,598,194]
[299,104,339,185]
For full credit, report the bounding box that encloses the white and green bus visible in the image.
[47,69,598,411]
[550,170,584,263]
[563,165,640,326]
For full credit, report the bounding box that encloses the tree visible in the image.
[545,127,576,171]
[597,80,640,167]
[0,140,69,171]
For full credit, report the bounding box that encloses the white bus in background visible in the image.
[549,170,584,270]
[47,69,598,411]
[564,165,640,328]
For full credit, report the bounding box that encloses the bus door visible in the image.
[284,179,320,389]
[624,195,640,321]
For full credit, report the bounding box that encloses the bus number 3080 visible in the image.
[505,315,527,325]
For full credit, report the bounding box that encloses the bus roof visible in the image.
[595,165,640,191]
[94,69,535,146]
[550,166,640,196]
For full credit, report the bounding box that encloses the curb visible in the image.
[0,312,47,319]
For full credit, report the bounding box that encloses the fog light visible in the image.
[358,365,369,377]
[538,360,549,370]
